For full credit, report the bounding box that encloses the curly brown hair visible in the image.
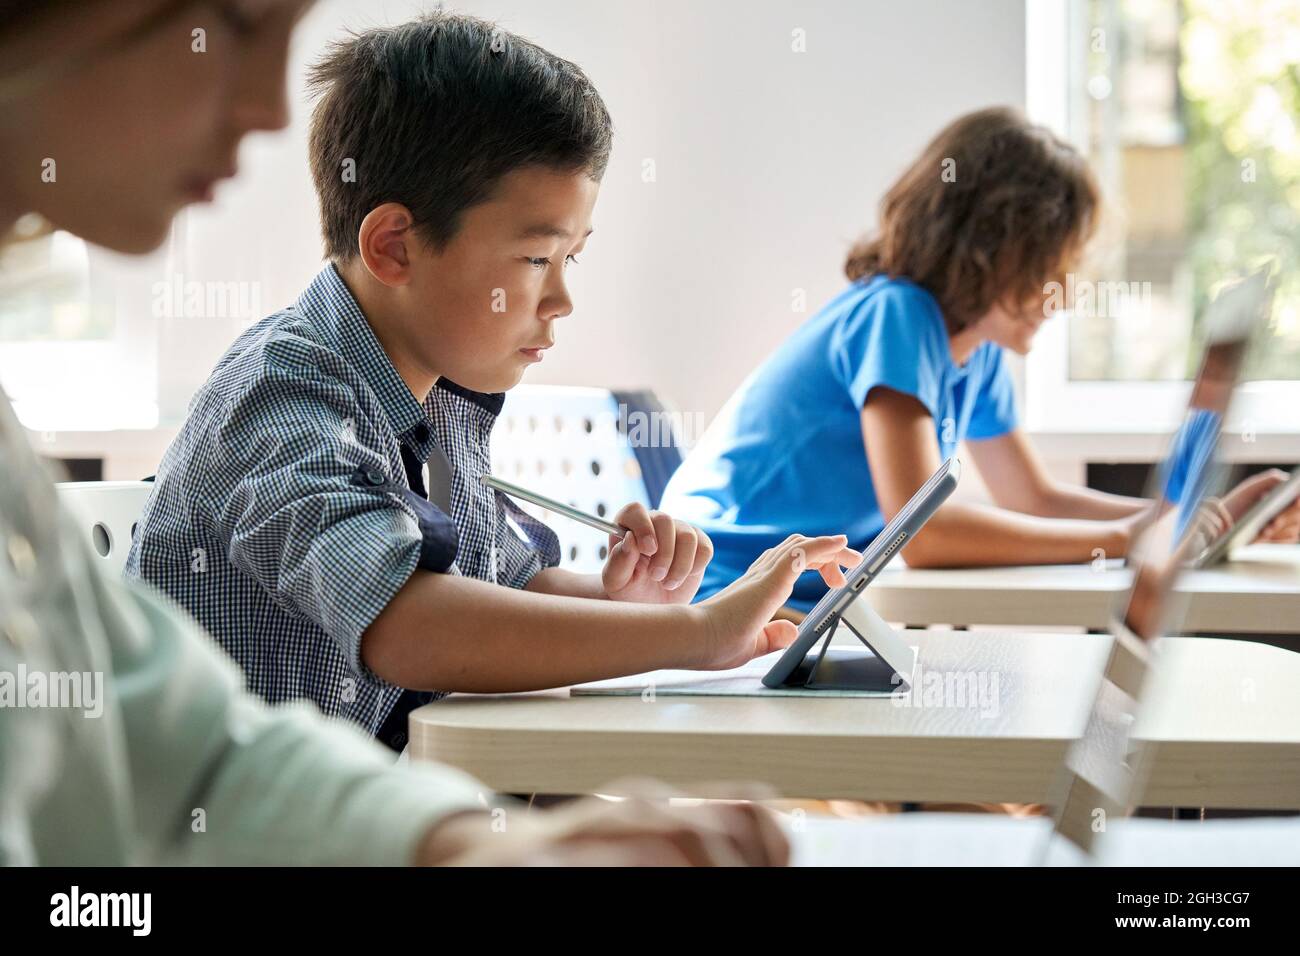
[845,107,1100,332]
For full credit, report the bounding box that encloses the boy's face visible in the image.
[404,165,600,394]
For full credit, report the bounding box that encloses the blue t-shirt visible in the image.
[661,275,1019,610]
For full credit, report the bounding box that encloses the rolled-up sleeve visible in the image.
[205,357,456,674]
[494,494,562,589]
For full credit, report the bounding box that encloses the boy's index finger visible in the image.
[778,534,849,578]
[788,534,849,562]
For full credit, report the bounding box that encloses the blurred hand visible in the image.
[418,782,789,866]
[1221,469,1300,544]
[1257,501,1300,542]
[1185,496,1234,556]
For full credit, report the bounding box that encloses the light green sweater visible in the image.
[0,394,486,865]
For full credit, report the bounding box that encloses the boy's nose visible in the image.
[543,287,574,321]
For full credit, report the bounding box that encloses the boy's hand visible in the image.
[601,503,713,604]
[696,534,862,671]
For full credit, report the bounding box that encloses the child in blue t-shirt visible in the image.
[662,108,1300,612]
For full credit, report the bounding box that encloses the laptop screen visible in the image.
[1119,334,1247,641]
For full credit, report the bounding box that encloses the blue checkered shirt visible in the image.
[125,264,560,743]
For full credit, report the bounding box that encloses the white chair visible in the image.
[491,386,671,575]
[55,480,153,577]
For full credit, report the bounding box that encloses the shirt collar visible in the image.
[434,378,505,416]
[422,380,505,461]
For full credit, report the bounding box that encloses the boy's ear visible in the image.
[357,202,417,287]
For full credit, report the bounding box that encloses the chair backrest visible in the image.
[491,385,678,575]
[55,480,153,577]
[609,388,686,508]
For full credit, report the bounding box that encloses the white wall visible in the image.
[165,0,1028,415]
[33,0,1029,479]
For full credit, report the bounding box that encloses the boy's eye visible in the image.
[527,255,580,270]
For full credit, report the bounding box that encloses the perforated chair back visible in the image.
[490,386,657,575]
[55,480,153,577]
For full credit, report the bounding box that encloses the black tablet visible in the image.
[761,457,960,689]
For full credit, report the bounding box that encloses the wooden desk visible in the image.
[410,629,1300,810]
[865,544,1300,635]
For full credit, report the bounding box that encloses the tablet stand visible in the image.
[778,598,916,692]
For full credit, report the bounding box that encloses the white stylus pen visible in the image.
[481,473,626,538]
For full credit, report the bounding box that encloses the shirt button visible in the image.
[364,468,386,486]
[412,423,430,443]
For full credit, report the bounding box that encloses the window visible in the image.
[0,218,161,433]
[1025,0,1300,434]
[0,223,102,343]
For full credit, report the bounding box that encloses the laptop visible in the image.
[1038,268,1271,861]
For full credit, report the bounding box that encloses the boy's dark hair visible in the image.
[307,12,613,260]
[845,107,1100,332]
